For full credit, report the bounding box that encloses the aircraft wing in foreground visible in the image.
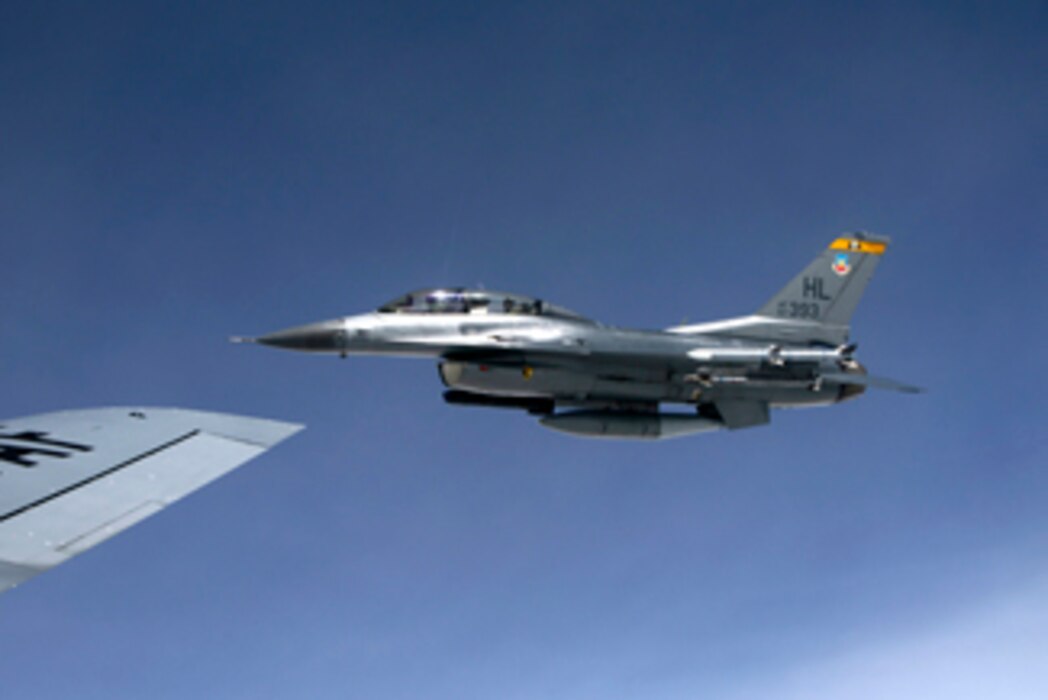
[0,407,301,593]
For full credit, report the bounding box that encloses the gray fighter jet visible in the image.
[241,233,919,439]
[0,407,301,592]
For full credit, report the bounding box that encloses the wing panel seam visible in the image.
[0,430,200,523]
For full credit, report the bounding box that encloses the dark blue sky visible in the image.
[2,2,1045,697]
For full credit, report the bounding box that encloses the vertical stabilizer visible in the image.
[668,232,890,345]
[756,232,889,330]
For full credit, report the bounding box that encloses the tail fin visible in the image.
[757,232,889,330]
[669,232,889,345]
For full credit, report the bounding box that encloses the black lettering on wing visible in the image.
[0,431,93,468]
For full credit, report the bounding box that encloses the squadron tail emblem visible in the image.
[831,253,851,276]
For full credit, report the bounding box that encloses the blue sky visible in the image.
[1,1,1045,697]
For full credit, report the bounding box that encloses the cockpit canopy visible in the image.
[377,288,592,322]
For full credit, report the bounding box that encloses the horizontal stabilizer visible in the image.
[821,373,925,394]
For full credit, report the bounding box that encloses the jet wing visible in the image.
[0,407,302,593]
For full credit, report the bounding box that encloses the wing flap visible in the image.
[54,501,165,557]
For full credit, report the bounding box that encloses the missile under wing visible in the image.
[0,407,301,593]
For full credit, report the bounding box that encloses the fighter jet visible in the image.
[0,407,301,592]
[240,233,919,439]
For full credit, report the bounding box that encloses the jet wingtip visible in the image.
[229,335,257,344]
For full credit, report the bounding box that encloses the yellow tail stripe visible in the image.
[829,238,888,255]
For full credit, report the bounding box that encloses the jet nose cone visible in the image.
[257,320,345,352]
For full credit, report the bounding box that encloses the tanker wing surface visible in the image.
[0,407,302,593]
